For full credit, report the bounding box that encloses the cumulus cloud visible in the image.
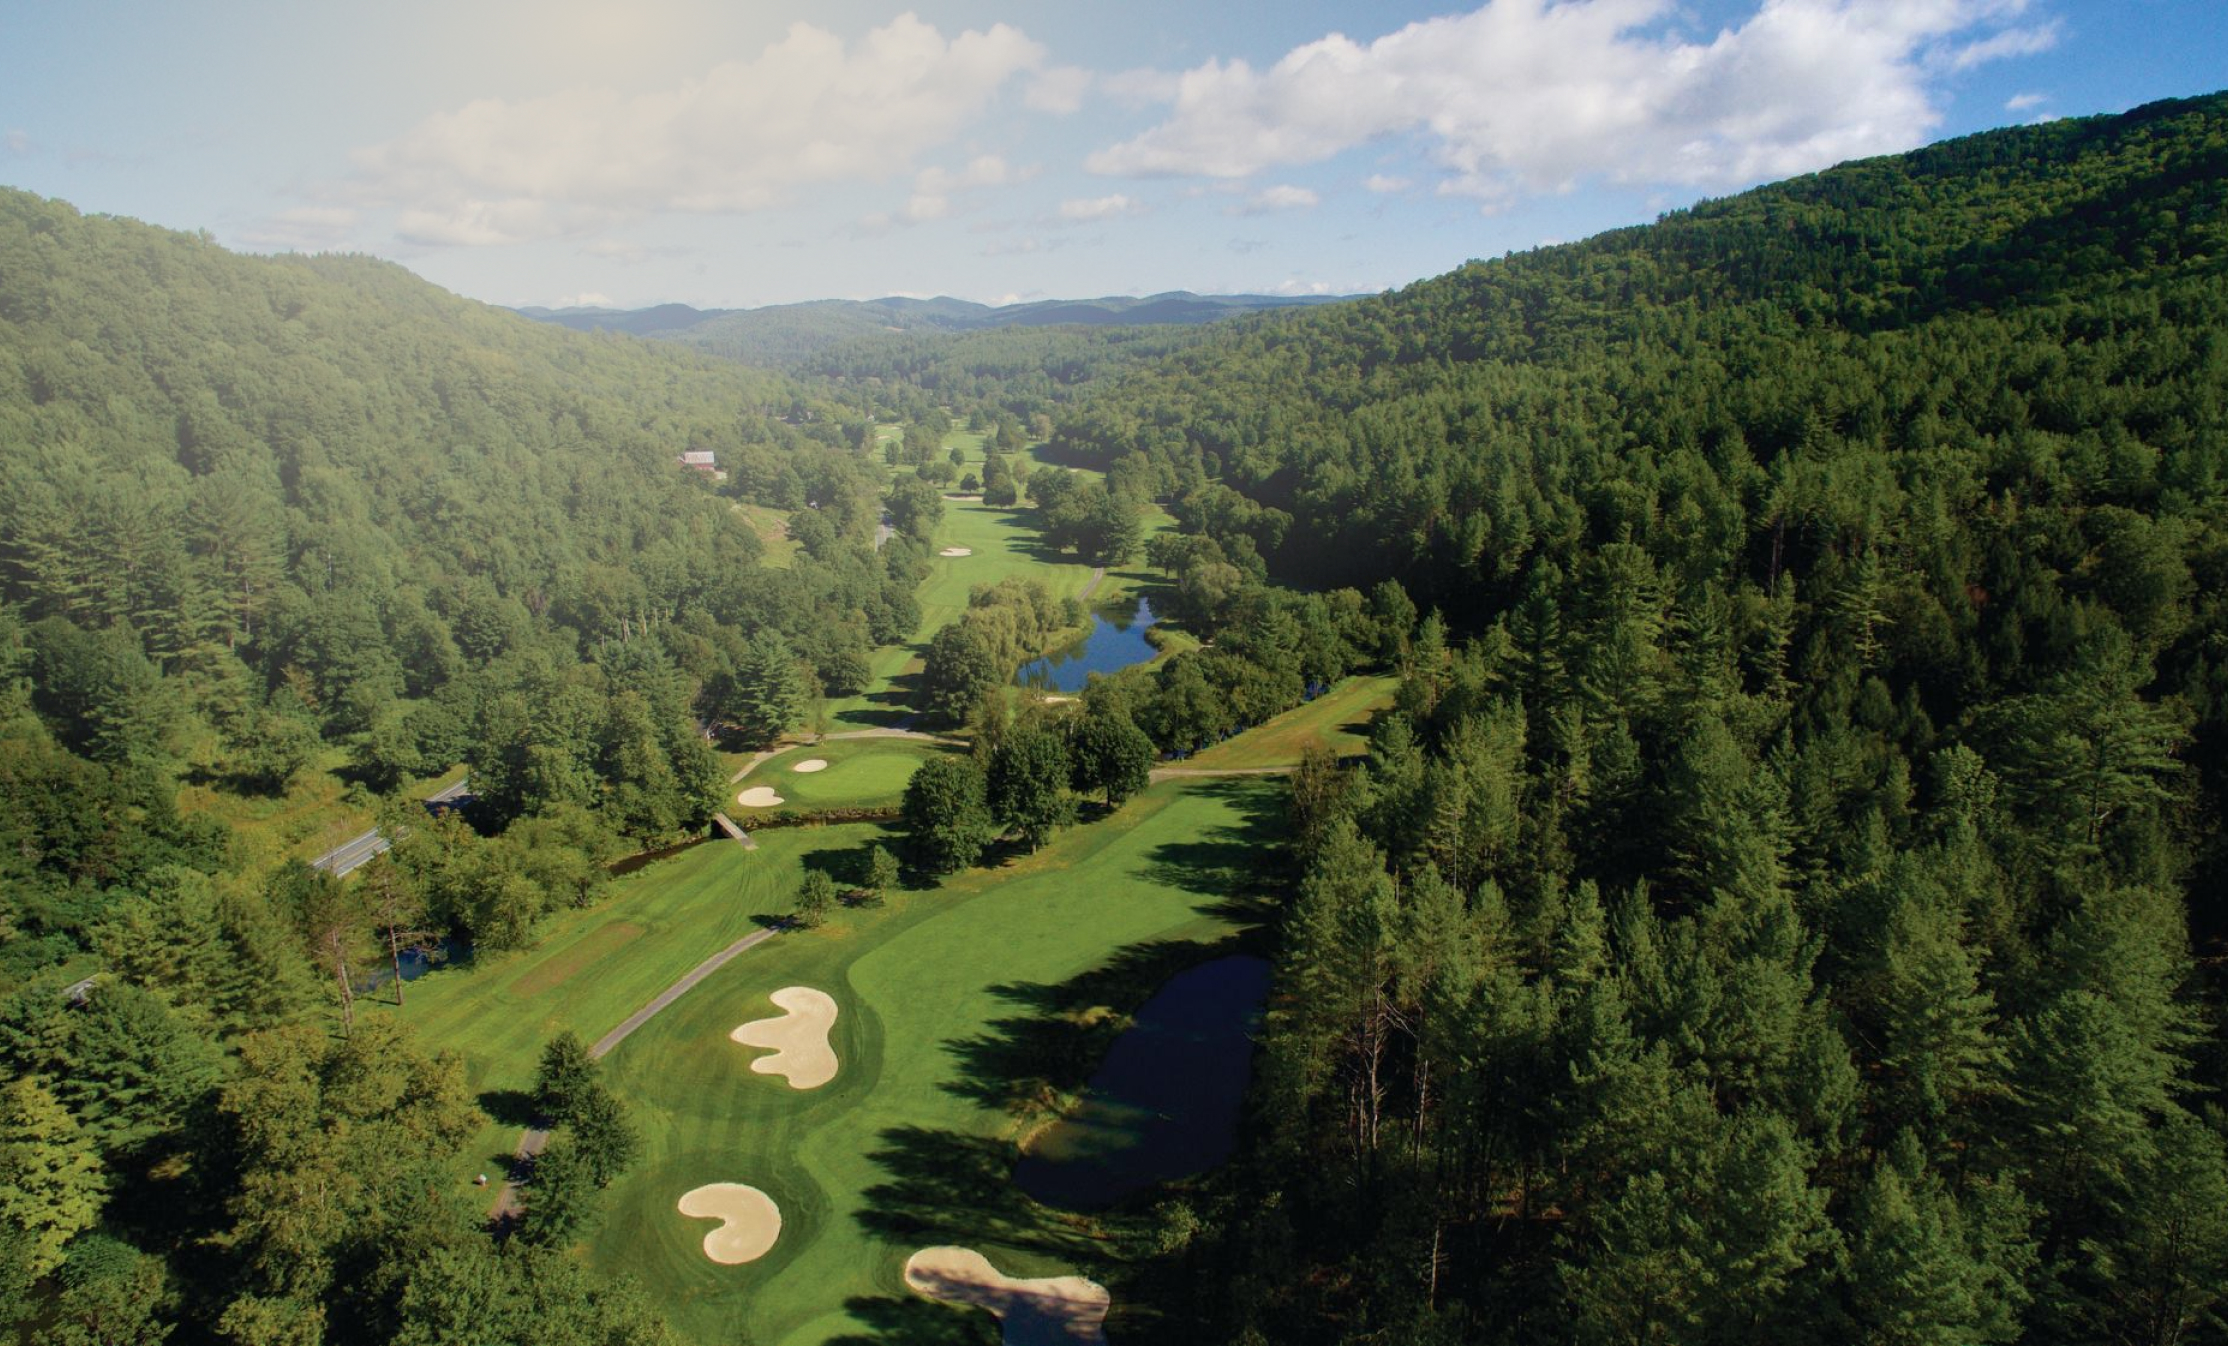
[905,155,1026,222]
[1363,173,1412,193]
[1056,193,1144,222]
[1026,65,1093,113]
[1087,0,2054,200]
[345,14,1045,245]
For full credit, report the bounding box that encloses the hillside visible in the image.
[1043,93,2228,1342]
[515,289,1360,365]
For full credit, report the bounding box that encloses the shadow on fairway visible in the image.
[853,1126,1098,1259]
[937,937,1250,1118]
[826,1294,998,1345]
[477,1087,537,1128]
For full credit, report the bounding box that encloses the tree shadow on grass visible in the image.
[937,937,1250,1118]
[477,1087,537,1128]
[1136,777,1290,923]
[854,1126,1101,1260]
[825,1295,998,1345]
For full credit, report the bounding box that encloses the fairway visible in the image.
[375,824,888,1178]
[585,779,1282,1346]
[1184,673,1397,770]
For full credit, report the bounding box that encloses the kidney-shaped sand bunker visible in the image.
[904,1246,1110,1346]
[730,986,840,1089]
[675,1183,782,1264]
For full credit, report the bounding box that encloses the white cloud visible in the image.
[904,154,1028,222]
[1025,65,1093,113]
[1363,173,1411,193]
[1087,0,2055,199]
[345,14,1045,245]
[237,206,361,251]
[1235,184,1320,214]
[1057,193,1143,222]
[2004,91,2048,112]
[1942,21,2059,71]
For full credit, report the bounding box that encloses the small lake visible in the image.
[1013,954,1272,1211]
[1015,595,1160,693]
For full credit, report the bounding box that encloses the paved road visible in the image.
[488,923,783,1224]
[311,777,474,876]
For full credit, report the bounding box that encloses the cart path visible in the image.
[487,923,783,1224]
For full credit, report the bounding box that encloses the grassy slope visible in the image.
[587,779,1280,1346]
[1183,674,1398,770]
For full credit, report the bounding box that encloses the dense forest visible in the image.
[5,84,2228,1346]
[0,186,939,1343]
[1045,93,2228,1343]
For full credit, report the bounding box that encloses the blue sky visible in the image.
[3,1,2222,309]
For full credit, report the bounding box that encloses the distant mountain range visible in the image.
[511,290,1365,365]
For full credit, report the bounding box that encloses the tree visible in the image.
[725,634,804,749]
[918,622,1003,726]
[796,869,836,926]
[1070,704,1154,805]
[534,1032,600,1127]
[360,854,436,1007]
[1843,1136,2033,1346]
[864,844,901,902]
[988,726,1074,851]
[901,756,993,874]
[0,1077,102,1278]
[567,1087,639,1189]
[519,1140,601,1248]
[51,1234,173,1346]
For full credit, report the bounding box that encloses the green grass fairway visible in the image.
[586,779,1281,1346]
[1185,674,1398,770]
[374,825,887,1179]
[735,737,961,812]
[825,497,1102,731]
[733,501,800,569]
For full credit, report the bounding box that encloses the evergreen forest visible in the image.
[2,88,2227,1346]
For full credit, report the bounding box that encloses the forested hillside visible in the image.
[0,189,932,1343]
[1056,95,2228,1342]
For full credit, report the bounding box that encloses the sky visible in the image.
[3,1,2223,310]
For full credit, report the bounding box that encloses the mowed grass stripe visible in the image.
[586,780,1280,1346]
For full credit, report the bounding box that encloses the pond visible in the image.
[1015,594,1160,693]
[1013,954,1272,1211]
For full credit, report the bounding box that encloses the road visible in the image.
[309,776,473,876]
[487,923,784,1223]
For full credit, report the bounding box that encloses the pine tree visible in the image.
[0,1076,103,1277]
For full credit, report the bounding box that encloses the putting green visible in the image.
[740,737,960,811]
[587,779,1280,1346]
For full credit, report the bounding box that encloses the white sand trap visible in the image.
[1040,695,1077,705]
[904,1246,1110,1346]
[730,987,840,1089]
[940,547,973,557]
[736,787,785,807]
[676,1183,781,1264]
[791,758,829,773]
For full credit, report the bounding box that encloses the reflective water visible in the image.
[1015,595,1160,693]
[1014,954,1272,1210]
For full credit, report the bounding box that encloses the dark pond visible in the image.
[1015,595,1160,693]
[1014,953,1272,1211]
[355,936,469,993]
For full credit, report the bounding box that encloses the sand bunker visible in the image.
[730,987,840,1089]
[791,758,829,773]
[940,547,973,557]
[904,1246,1110,1346]
[736,787,785,807]
[676,1183,782,1264]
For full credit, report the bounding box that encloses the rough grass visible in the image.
[585,780,1283,1346]
[508,921,646,998]
[733,501,800,569]
[1184,674,1398,770]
